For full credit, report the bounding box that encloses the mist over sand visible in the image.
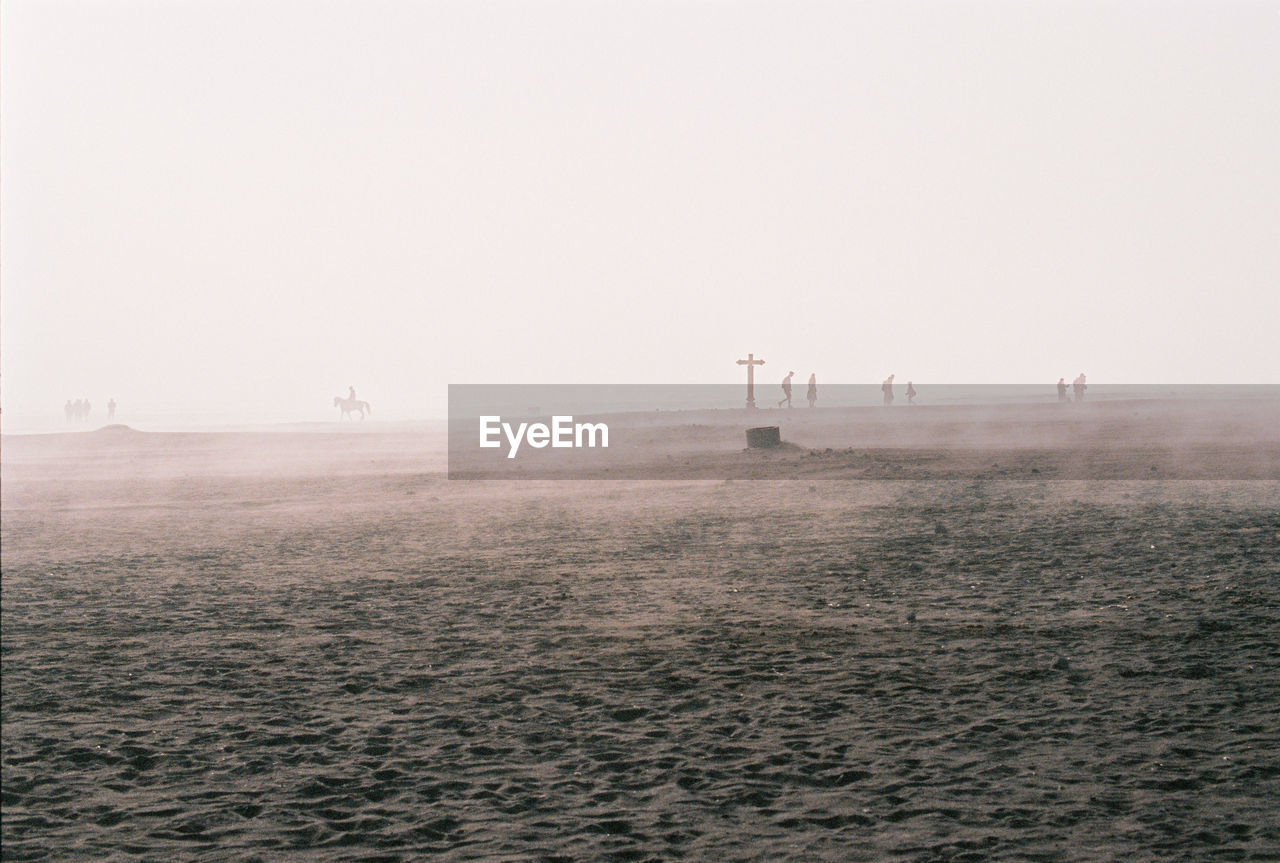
[3,396,1278,860]
[447,396,1280,480]
[3,1,1278,857]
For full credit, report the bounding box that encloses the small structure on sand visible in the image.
[746,426,782,448]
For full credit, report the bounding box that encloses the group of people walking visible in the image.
[880,374,918,406]
[773,373,918,408]
[773,372,1088,408]
[1057,374,1088,402]
[776,372,821,409]
[63,398,116,423]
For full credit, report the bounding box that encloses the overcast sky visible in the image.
[2,0,1277,424]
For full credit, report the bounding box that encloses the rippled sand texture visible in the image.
[3,454,1279,860]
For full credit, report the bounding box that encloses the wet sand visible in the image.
[3,406,1279,861]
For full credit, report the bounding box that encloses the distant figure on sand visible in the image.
[1073,373,1087,403]
[778,371,795,408]
[107,398,116,420]
[906,381,917,405]
[335,394,372,420]
[882,374,895,406]
[1057,378,1068,402]
[65,400,73,423]
[807,373,817,408]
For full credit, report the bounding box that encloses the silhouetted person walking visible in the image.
[1072,373,1087,403]
[107,398,117,420]
[906,381,917,405]
[806,373,817,408]
[1057,378,1068,402]
[882,374,895,406]
[778,372,795,408]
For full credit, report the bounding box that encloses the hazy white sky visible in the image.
[2,0,1277,423]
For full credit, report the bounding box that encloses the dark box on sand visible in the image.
[745,426,782,448]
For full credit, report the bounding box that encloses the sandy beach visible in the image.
[3,399,1279,861]
[7,0,1278,858]
[448,397,1280,479]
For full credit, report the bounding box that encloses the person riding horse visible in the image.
[334,391,372,420]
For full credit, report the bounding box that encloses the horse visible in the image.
[334,395,372,420]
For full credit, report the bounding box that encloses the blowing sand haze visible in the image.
[4,0,1279,859]
[3,395,1279,860]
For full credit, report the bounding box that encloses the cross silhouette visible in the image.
[736,353,765,408]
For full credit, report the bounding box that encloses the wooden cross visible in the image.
[736,353,765,408]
